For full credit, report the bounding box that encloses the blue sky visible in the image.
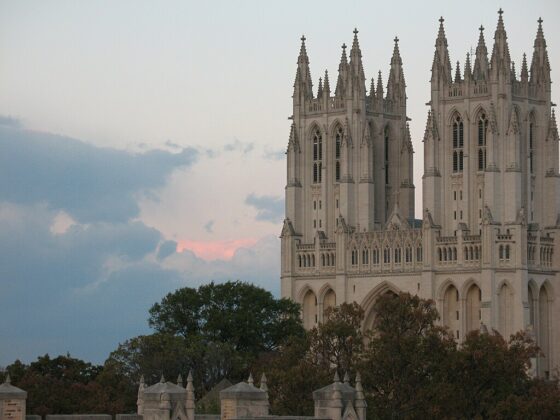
[0,0,558,365]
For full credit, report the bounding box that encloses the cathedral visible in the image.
[280,10,560,378]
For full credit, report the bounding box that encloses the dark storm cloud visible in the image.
[0,124,198,223]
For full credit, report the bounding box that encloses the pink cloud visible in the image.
[176,237,259,260]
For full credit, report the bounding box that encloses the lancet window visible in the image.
[452,115,464,173]
[478,114,488,170]
[313,129,323,183]
[335,126,342,181]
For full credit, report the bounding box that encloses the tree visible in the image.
[308,302,365,373]
[148,281,305,356]
[359,293,457,419]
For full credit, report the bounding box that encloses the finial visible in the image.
[538,17,543,25]
[260,373,268,392]
[394,36,399,44]
[498,8,503,17]
[333,371,340,383]
[5,373,11,384]
[439,16,444,24]
[248,373,254,385]
[342,43,347,51]
[160,373,165,383]
[353,28,359,36]
[301,34,306,43]
[479,25,484,33]
[343,371,350,384]
[177,374,183,387]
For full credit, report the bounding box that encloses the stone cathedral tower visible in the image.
[281,10,560,378]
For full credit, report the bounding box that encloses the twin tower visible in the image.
[281,10,560,378]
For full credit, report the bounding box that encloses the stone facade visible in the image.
[0,375,26,420]
[281,10,560,378]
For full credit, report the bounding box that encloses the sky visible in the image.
[0,0,559,366]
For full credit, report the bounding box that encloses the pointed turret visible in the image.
[376,70,384,100]
[293,35,313,101]
[521,53,529,83]
[369,77,375,98]
[464,52,472,80]
[323,70,331,97]
[473,25,489,80]
[431,17,452,84]
[317,77,323,99]
[260,373,268,392]
[530,17,551,89]
[490,8,511,80]
[349,28,366,94]
[387,36,406,101]
[454,61,462,83]
[335,43,349,97]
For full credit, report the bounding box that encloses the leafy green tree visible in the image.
[148,281,304,356]
[359,293,457,419]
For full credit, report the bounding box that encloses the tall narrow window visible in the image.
[335,126,342,181]
[529,122,534,174]
[478,114,487,170]
[384,126,390,185]
[313,129,323,183]
[452,116,464,172]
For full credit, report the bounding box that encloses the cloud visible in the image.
[0,125,198,223]
[156,239,178,261]
[0,115,21,128]
[245,193,284,223]
[263,148,285,161]
[204,220,215,233]
[223,138,254,155]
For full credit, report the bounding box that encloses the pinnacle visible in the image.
[391,35,402,65]
[248,373,254,385]
[333,370,340,383]
[511,61,516,80]
[370,77,375,97]
[324,69,330,93]
[5,373,11,384]
[260,373,268,392]
[343,371,350,384]
[187,370,193,382]
[160,374,165,383]
[455,60,462,82]
[340,43,348,66]
[376,70,384,98]
[177,374,183,386]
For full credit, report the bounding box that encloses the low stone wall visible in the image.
[45,416,112,420]
[115,415,143,420]
[26,416,41,420]
[195,415,220,420]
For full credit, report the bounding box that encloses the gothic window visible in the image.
[362,249,369,265]
[384,126,390,184]
[452,115,464,172]
[351,249,358,266]
[394,248,401,263]
[335,126,342,181]
[384,247,391,264]
[529,122,534,174]
[478,114,488,170]
[313,129,323,183]
[416,246,422,262]
[373,248,380,264]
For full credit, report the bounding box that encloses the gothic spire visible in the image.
[317,77,323,99]
[490,8,511,80]
[323,70,331,96]
[454,60,462,82]
[376,70,384,100]
[530,17,551,86]
[293,35,313,100]
[431,17,452,84]
[521,53,529,83]
[387,36,406,101]
[549,109,559,141]
[369,77,375,98]
[473,25,489,80]
[335,43,348,97]
[349,28,366,96]
[511,61,517,81]
[464,52,472,80]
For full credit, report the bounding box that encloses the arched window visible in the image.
[529,122,534,174]
[302,290,317,329]
[416,246,422,262]
[313,129,323,183]
[384,247,391,264]
[443,284,460,340]
[323,289,336,318]
[452,115,464,172]
[384,126,390,185]
[478,114,488,170]
[335,126,342,181]
[498,283,513,339]
[362,249,369,265]
[466,284,482,332]
[538,285,550,378]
